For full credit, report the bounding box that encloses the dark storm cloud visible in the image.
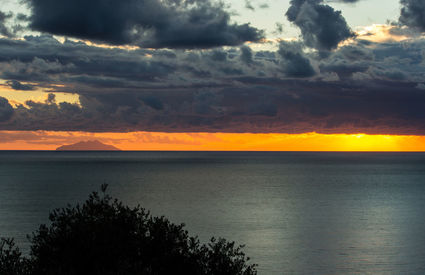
[24,0,264,49]
[0,97,14,122]
[319,40,425,82]
[278,41,316,77]
[319,44,372,78]
[240,46,254,65]
[1,34,425,134]
[399,0,425,32]
[6,80,36,91]
[0,35,178,87]
[4,79,425,135]
[286,0,355,51]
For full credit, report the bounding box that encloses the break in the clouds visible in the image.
[399,0,425,32]
[0,10,26,38]
[24,0,264,48]
[286,0,355,51]
[0,11,13,37]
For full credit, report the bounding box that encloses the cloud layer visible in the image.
[0,0,424,135]
[24,0,264,48]
[0,31,424,134]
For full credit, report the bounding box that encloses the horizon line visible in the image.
[1,150,425,153]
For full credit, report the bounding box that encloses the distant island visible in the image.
[56,140,121,151]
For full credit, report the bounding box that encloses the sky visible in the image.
[0,0,425,151]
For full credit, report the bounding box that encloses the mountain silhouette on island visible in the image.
[56,140,121,151]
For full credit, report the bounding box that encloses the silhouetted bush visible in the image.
[0,185,257,274]
[0,238,30,275]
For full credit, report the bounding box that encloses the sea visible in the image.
[1,151,425,274]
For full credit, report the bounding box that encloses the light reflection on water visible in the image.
[0,151,425,274]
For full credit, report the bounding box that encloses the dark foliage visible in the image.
[0,238,30,275]
[0,185,257,274]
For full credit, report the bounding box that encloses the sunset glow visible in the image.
[1,131,425,151]
[0,81,80,107]
[2,0,425,273]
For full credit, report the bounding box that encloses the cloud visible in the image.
[1,1,424,136]
[0,130,206,147]
[286,0,355,51]
[0,130,69,144]
[0,11,27,38]
[399,0,425,32]
[24,0,264,49]
[6,80,36,91]
[0,33,425,135]
[0,11,13,37]
[0,130,120,145]
[416,83,425,90]
[0,97,14,122]
[330,0,361,2]
[240,46,254,65]
[245,0,255,11]
[278,41,316,77]
[3,77,425,135]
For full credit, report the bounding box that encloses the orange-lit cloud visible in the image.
[354,24,410,43]
[1,131,425,151]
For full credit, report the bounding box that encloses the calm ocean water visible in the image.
[1,151,425,274]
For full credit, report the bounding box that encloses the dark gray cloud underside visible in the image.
[25,0,264,48]
[6,80,35,91]
[0,33,425,135]
[278,41,316,77]
[1,80,425,135]
[0,97,13,122]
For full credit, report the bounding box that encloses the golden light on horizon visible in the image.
[0,131,425,151]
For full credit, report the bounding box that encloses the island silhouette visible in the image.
[56,140,120,151]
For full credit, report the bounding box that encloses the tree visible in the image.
[1,185,257,275]
[0,238,30,275]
